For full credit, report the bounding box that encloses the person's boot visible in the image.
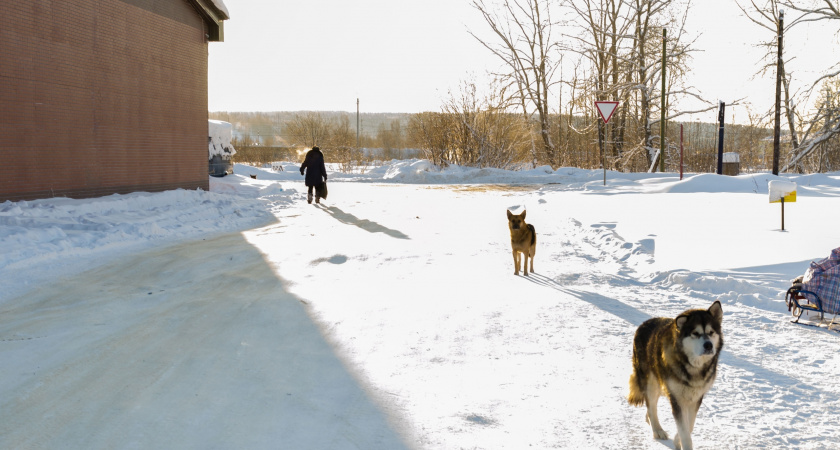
[307,192,313,204]
[315,196,320,204]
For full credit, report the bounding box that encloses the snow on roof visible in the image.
[209,0,229,18]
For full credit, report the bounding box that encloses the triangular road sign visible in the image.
[595,101,619,124]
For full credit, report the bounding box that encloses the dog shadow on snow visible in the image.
[524,273,835,399]
[526,273,651,327]
[317,205,410,240]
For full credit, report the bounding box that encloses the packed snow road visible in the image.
[2,176,840,449]
[0,231,406,449]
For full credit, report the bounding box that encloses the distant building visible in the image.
[1,0,229,202]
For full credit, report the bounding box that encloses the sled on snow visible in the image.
[785,247,840,331]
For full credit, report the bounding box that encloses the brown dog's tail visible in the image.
[527,224,536,246]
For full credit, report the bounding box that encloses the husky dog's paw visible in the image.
[674,435,682,450]
[652,427,668,440]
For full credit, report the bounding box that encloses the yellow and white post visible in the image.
[768,180,796,231]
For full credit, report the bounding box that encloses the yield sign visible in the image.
[595,101,619,124]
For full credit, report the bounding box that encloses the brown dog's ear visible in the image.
[521,210,526,220]
[708,300,723,322]
[675,315,688,330]
[507,210,513,220]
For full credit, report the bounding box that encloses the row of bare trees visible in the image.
[465,0,719,172]
[228,111,420,172]
[223,0,838,174]
[439,0,839,173]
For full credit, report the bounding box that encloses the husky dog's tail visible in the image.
[627,370,646,406]
[627,325,649,407]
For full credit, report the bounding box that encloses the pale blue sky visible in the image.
[208,0,838,124]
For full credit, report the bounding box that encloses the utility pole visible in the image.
[356,98,360,150]
[772,10,784,175]
[717,101,725,175]
[659,28,666,173]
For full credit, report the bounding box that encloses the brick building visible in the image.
[0,0,229,202]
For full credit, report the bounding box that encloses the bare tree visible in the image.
[565,0,717,171]
[330,114,363,173]
[783,78,840,171]
[443,79,531,168]
[408,112,453,167]
[566,0,637,168]
[285,112,330,148]
[470,0,563,166]
[738,0,801,154]
[778,0,840,171]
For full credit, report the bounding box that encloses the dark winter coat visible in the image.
[300,148,327,187]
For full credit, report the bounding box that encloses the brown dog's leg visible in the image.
[512,250,520,275]
[528,250,534,274]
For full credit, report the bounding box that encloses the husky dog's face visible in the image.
[676,301,723,366]
[507,210,526,231]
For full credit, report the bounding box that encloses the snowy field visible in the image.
[2,160,840,449]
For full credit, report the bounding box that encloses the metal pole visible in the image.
[356,98,360,150]
[601,114,607,186]
[717,101,725,174]
[680,124,684,180]
[603,121,607,186]
[660,28,666,173]
[772,10,784,175]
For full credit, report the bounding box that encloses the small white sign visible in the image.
[769,180,797,203]
[722,152,740,163]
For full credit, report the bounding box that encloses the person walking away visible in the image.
[299,146,328,204]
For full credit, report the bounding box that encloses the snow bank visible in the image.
[0,183,286,300]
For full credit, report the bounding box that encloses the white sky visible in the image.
[208,0,839,124]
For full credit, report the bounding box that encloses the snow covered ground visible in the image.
[2,161,840,449]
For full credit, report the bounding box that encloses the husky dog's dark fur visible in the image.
[628,301,724,450]
[507,209,536,276]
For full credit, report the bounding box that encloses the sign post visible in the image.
[595,101,619,186]
[680,124,684,180]
[769,180,796,231]
[717,101,725,175]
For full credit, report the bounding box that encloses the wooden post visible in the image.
[660,28,666,173]
[781,197,785,231]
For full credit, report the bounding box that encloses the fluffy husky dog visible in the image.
[628,301,724,450]
[507,209,536,276]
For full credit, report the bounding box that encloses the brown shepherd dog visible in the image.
[507,209,536,276]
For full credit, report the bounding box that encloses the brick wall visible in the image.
[0,0,211,202]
